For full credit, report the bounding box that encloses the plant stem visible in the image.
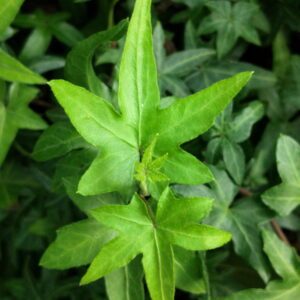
[271,219,290,245]
[14,142,32,158]
[108,0,119,29]
[200,251,212,300]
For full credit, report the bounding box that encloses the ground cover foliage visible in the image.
[1,0,300,299]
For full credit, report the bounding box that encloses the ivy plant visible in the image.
[39,0,251,298]
[2,0,300,299]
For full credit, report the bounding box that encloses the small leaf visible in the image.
[262,135,300,216]
[33,122,88,161]
[228,101,264,143]
[0,49,46,84]
[65,20,128,98]
[0,0,24,35]
[222,139,245,185]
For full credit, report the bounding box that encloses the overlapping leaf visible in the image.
[224,229,300,300]
[49,0,252,196]
[199,1,264,57]
[0,83,47,165]
[177,167,273,282]
[78,188,230,299]
[262,135,300,216]
[0,0,24,35]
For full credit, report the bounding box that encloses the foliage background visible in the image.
[1,0,300,299]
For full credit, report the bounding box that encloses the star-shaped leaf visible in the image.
[176,166,273,282]
[79,187,231,299]
[49,0,252,196]
[224,229,300,300]
[262,135,300,216]
[0,83,47,165]
[199,1,262,57]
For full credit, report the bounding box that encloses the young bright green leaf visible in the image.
[156,71,252,151]
[65,20,128,98]
[80,188,231,299]
[224,230,300,300]
[0,0,24,35]
[135,135,169,196]
[118,0,160,147]
[40,219,116,269]
[49,0,252,196]
[33,122,88,161]
[0,84,47,165]
[262,135,300,216]
[0,49,46,84]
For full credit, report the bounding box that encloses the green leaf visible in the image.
[0,0,24,35]
[19,27,52,62]
[153,21,166,73]
[40,219,116,269]
[262,229,300,280]
[184,20,198,49]
[199,1,261,57]
[105,257,145,300]
[118,0,160,147]
[222,139,245,185]
[276,135,300,185]
[0,161,38,209]
[262,135,300,215]
[187,61,276,91]
[63,176,122,213]
[224,280,300,300]
[50,0,252,196]
[156,72,252,151]
[160,75,189,97]
[52,148,97,192]
[0,48,46,84]
[0,84,47,165]
[201,167,273,282]
[262,184,300,216]
[224,230,300,300]
[65,20,128,98]
[228,101,264,143]
[162,49,215,76]
[174,247,205,294]
[80,188,230,299]
[33,122,88,161]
